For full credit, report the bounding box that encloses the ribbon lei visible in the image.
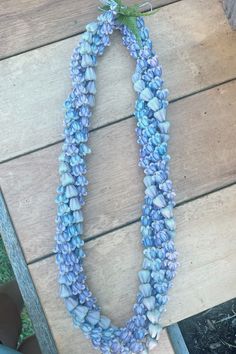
[55,2,177,352]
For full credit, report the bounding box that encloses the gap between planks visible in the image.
[1,0,236,163]
[1,79,236,263]
[0,0,181,60]
[28,182,236,353]
[0,186,175,354]
[0,76,235,166]
[27,177,236,266]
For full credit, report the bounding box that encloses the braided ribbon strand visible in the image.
[55,6,177,354]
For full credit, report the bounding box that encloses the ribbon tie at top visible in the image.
[99,0,158,46]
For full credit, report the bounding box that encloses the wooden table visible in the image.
[0,0,236,353]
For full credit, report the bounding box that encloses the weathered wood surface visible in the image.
[0,0,178,60]
[29,184,236,353]
[1,0,236,163]
[1,80,236,263]
[0,192,57,354]
[223,0,236,28]
[0,0,236,352]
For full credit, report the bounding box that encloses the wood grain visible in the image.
[1,0,236,163]
[1,80,236,263]
[29,183,236,353]
[0,0,178,59]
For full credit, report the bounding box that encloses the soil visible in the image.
[178,298,236,354]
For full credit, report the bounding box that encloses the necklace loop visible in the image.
[55,9,177,354]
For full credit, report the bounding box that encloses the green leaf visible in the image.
[124,4,139,16]
[117,14,142,47]
[99,0,159,47]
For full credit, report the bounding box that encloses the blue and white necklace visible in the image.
[55,1,177,353]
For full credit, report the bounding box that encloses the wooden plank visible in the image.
[1,80,236,263]
[0,191,57,354]
[0,0,177,60]
[29,183,236,353]
[223,0,236,28]
[1,0,236,163]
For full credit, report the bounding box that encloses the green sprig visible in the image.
[100,0,158,46]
